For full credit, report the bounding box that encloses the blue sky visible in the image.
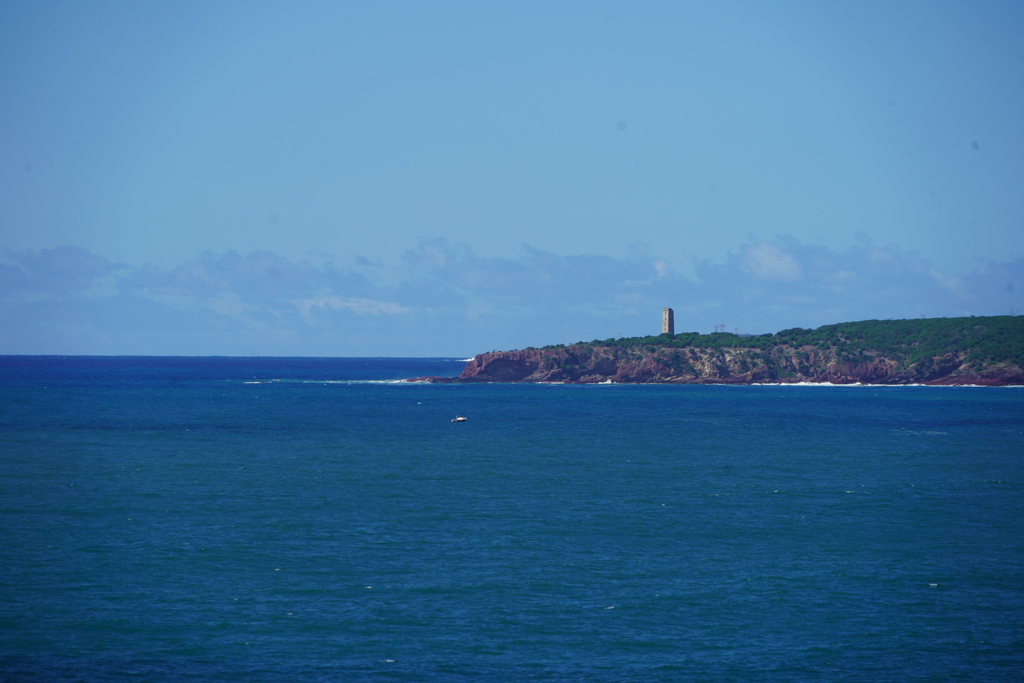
[2,1,1023,356]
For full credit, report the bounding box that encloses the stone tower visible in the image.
[662,307,674,335]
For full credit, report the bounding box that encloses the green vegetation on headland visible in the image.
[430,315,1024,385]
[541,315,1024,370]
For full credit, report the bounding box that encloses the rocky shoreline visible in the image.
[408,343,1024,386]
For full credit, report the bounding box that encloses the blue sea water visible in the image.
[1,356,1023,681]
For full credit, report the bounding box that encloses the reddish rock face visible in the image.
[413,344,1024,386]
[459,351,541,381]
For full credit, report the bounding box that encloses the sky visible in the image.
[1,0,1023,356]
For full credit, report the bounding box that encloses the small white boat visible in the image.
[451,416,467,422]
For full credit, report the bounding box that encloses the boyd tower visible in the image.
[662,308,675,335]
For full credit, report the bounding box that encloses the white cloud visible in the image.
[0,239,1021,354]
[297,296,410,319]
[740,243,802,281]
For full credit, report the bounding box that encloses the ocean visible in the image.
[1,356,1022,681]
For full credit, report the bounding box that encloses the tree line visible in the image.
[533,315,1024,369]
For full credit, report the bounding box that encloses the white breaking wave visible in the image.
[306,379,411,385]
[239,379,415,385]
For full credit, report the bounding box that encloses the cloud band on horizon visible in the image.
[1,237,1020,356]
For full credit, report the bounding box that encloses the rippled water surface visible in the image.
[2,356,1023,681]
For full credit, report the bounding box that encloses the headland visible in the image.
[409,315,1024,386]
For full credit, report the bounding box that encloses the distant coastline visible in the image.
[409,315,1024,386]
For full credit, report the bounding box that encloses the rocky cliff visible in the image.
[418,345,1019,385]
[410,315,1024,385]
[407,315,1024,385]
